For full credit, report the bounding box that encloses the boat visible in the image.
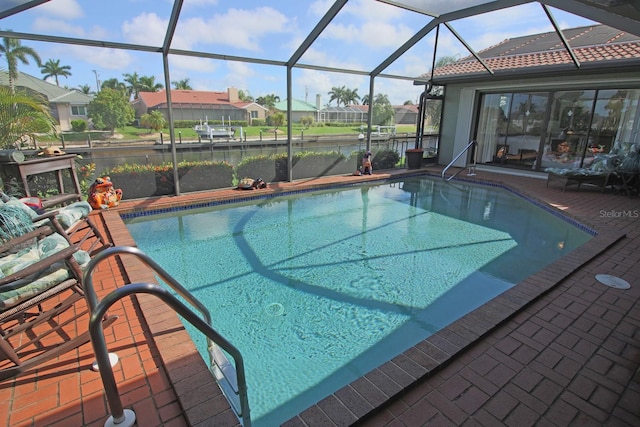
[194,117,243,140]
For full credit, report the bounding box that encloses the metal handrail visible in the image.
[84,246,251,427]
[441,140,476,181]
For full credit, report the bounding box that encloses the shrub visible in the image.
[372,149,401,170]
[71,120,87,132]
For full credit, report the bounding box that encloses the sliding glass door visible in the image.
[475,88,640,172]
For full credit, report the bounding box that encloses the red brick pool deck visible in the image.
[2,166,639,426]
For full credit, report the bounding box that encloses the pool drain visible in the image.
[265,302,285,316]
[595,274,630,290]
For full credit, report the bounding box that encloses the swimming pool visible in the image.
[124,176,593,426]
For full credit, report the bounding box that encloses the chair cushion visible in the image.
[0,233,90,310]
[0,233,70,277]
[0,265,71,310]
[55,201,92,229]
[2,198,91,229]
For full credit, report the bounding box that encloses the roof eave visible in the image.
[433,59,640,85]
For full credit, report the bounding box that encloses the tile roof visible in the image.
[138,89,245,108]
[433,24,640,79]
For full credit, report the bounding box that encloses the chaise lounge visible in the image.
[545,141,640,193]
[0,206,117,381]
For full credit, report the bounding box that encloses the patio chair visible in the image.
[0,227,117,381]
[545,141,638,192]
[1,195,111,256]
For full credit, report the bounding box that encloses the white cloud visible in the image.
[69,45,133,71]
[37,0,84,20]
[177,7,290,51]
[343,0,404,23]
[32,17,86,37]
[31,17,111,41]
[309,0,335,17]
[122,12,168,47]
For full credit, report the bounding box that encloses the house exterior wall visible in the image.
[288,111,315,123]
[132,100,148,119]
[55,103,72,132]
[154,105,246,123]
[439,71,640,167]
[244,104,266,123]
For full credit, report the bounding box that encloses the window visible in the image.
[251,110,259,119]
[476,88,640,171]
[71,105,87,116]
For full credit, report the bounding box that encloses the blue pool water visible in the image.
[125,176,593,426]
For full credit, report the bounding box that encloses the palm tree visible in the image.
[40,59,71,86]
[343,88,360,105]
[256,94,280,109]
[101,78,127,94]
[140,110,167,132]
[238,89,253,102]
[138,75,163,94]
[328,86,346,106]
[0,32,41,93]
[122,72,141,99]
[0,85,56,149]
[77,84,93,94]
[172,78,192,90]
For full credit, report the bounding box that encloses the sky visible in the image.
[0,0,597,106]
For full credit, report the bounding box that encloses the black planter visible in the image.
[405,150,424,169]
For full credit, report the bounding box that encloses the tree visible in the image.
[101,78,127,94]
[172,78,192,90]
[87,88,135,133]
[139,75,163,94]
[300,115,314,128]
[256,93,280,109]
[361,94,370,105]
[269,112,285,130]
[371,93,394,126]
[0,86,56,149]
[40,58,71,86]
[238,89,253,102]
[140,110,167,132]
[328,86,346,106]
[122,72,141,99]
[77,84,93,94]
[343,88,360,105]
[0,32,41,92]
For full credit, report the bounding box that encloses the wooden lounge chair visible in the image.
[0,228,117,381]
[1,196,111,256]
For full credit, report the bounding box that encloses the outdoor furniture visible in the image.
[546,141,639,193]
[3,154,82,209]
[1,197,111,256]
[0,228,117,381]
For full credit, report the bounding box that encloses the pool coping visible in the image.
[101,170,626,426]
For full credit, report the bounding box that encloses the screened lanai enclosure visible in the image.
[1,0,639,199]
